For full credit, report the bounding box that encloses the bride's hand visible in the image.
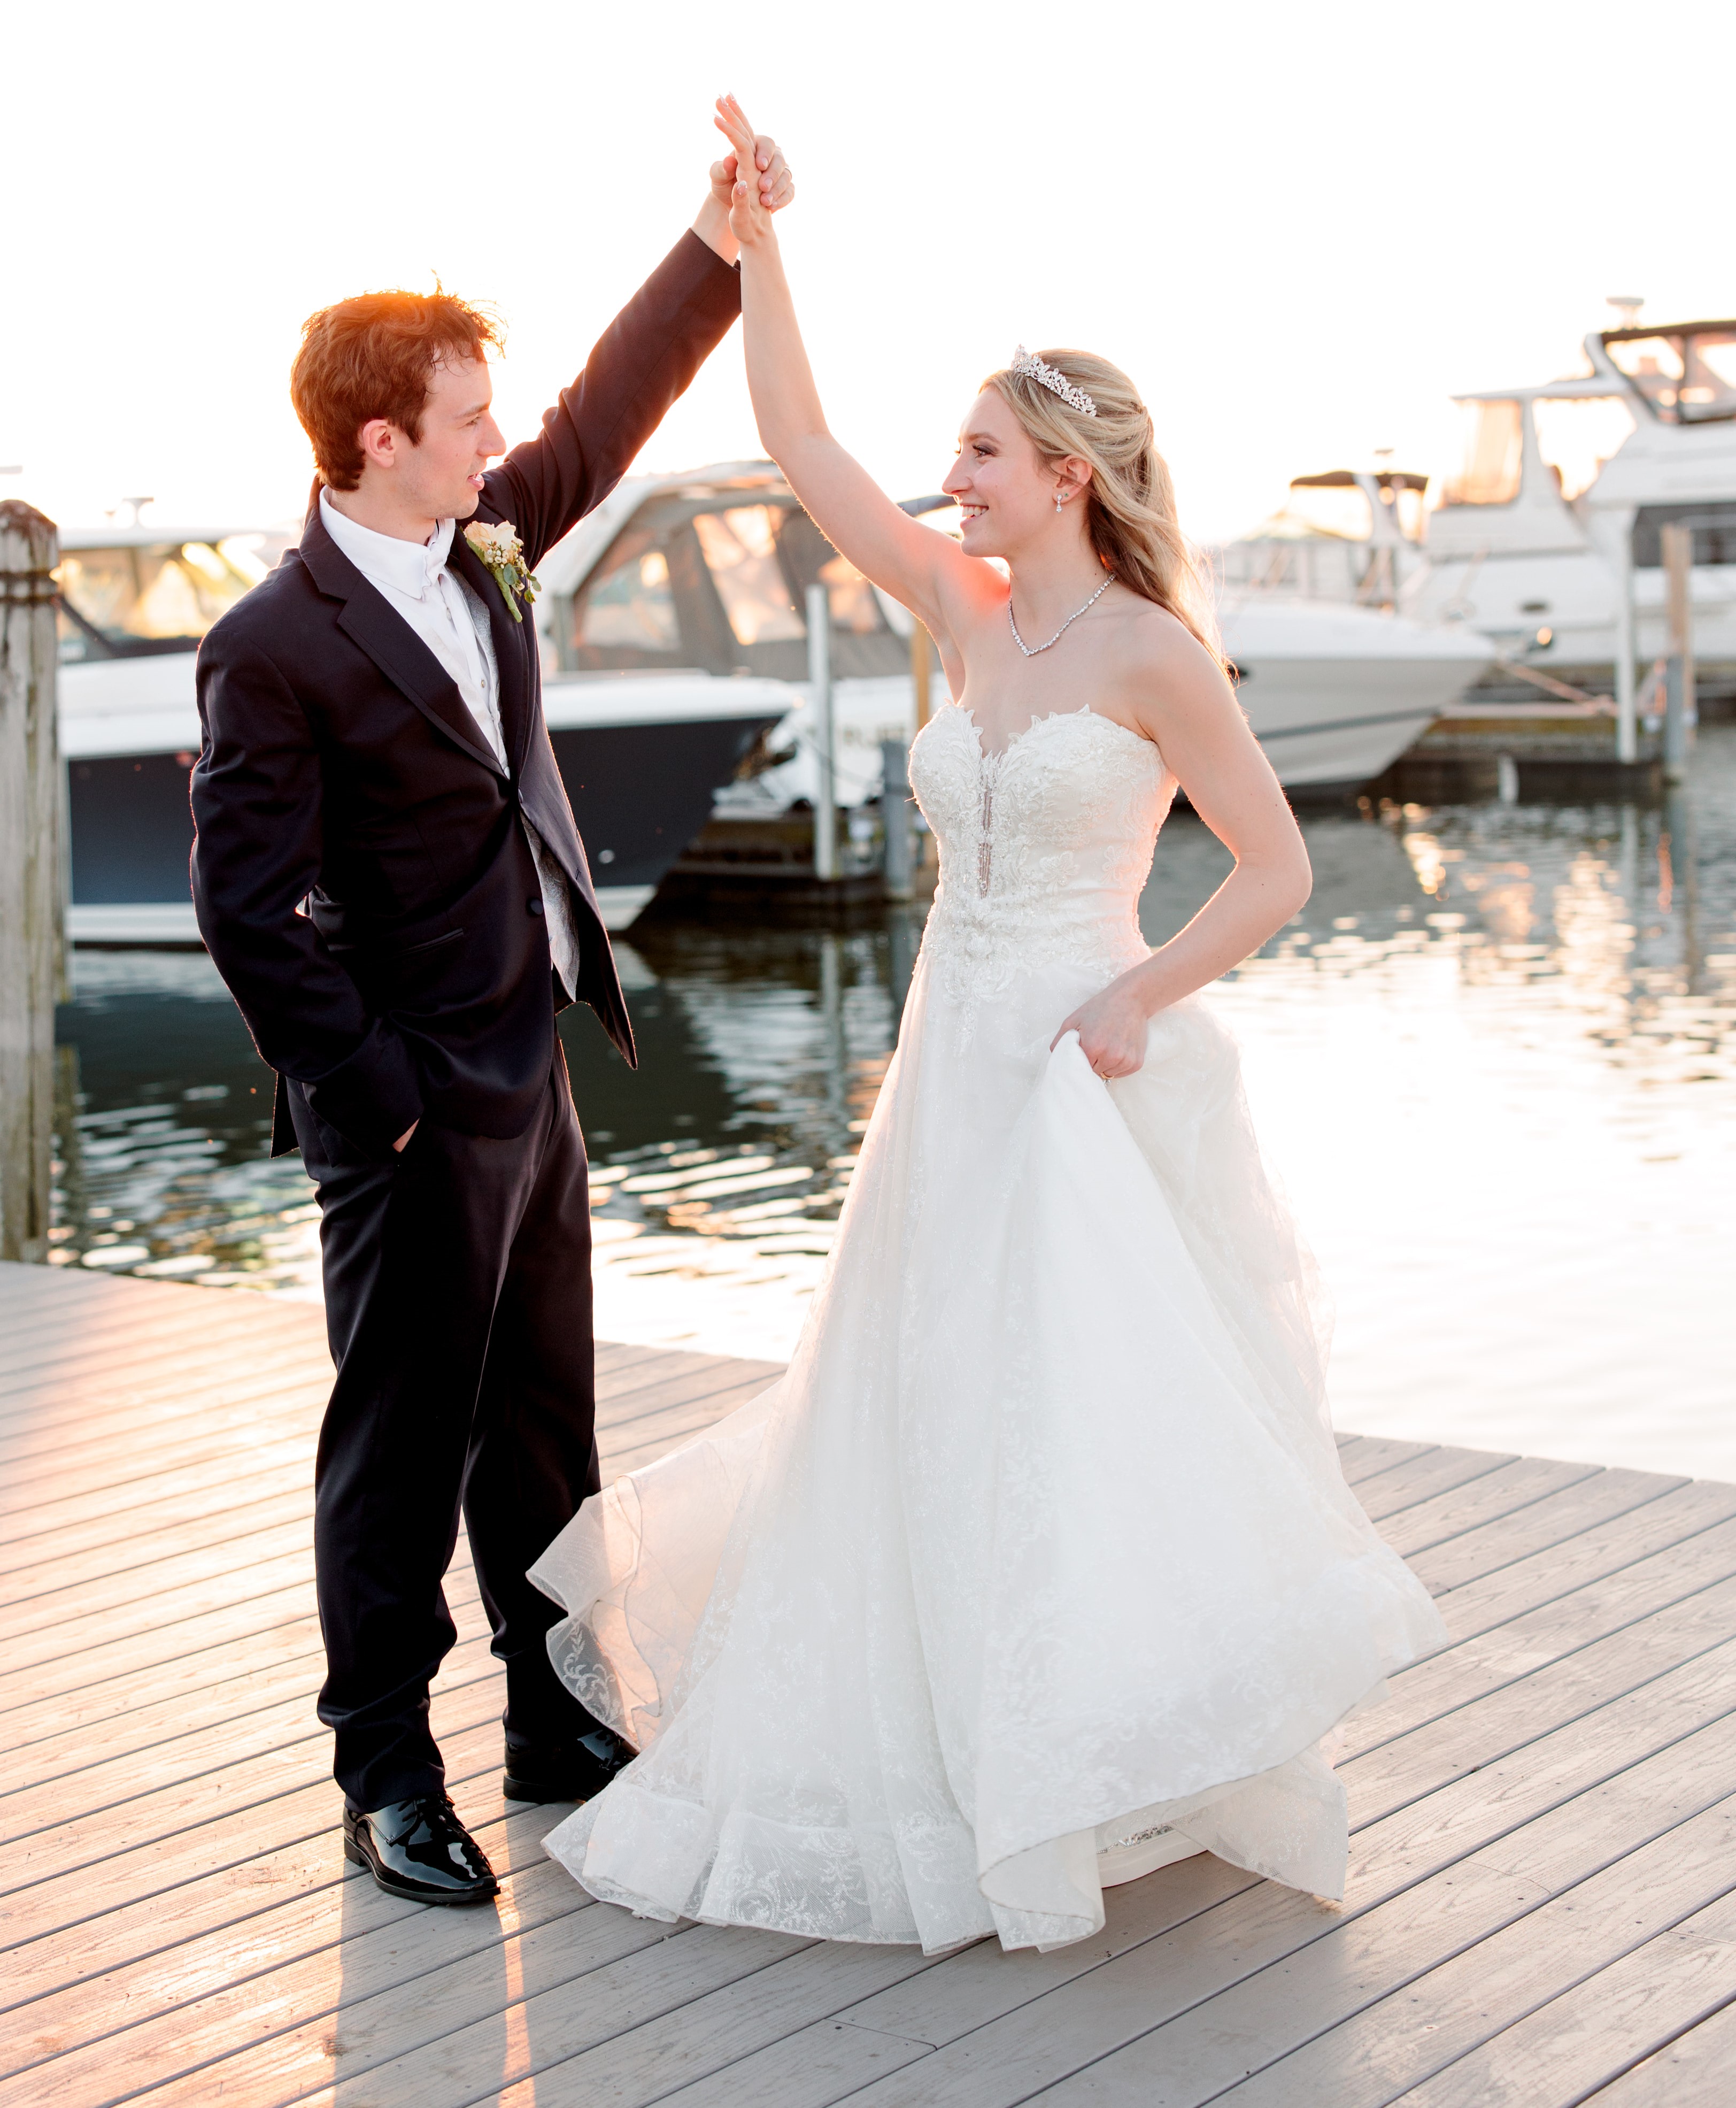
[708,106,793,218]
[1052,974,1154,1080]
[714,95,780,245]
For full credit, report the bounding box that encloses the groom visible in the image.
[191,133,793,1905]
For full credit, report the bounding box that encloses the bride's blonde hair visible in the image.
[986,350,1223,669]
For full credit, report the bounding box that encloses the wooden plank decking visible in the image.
[2,1258,1734,2106]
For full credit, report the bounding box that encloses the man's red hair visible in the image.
[290,289,503,491]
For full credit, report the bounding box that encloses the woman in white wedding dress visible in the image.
[528,98,1447,1955]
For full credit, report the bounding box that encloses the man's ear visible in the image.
[357,418,399,474]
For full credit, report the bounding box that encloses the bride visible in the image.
[528,97,1447,1955]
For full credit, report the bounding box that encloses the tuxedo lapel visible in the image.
[298,502,508,780]
[449,526,534,775]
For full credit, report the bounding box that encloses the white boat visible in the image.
[1217,467,1432,612]
[534,463,923,833]
[55,522,782,941]
[1217,309,1736,737]
[1413,311,1736,733]
[1216,593,1490,790]
[541,471,1490,806]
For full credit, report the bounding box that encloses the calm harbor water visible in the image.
[50,728,1736,1482]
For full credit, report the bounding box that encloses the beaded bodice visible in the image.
[909,702,1172,1011]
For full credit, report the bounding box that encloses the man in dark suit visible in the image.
[191,131,793,1906]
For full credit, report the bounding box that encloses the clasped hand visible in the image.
[714,95,783,244]
[711,96,791,233]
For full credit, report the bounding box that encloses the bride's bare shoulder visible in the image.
[1108,595,1236,720]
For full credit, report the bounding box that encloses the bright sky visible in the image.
[4,0,1730,543]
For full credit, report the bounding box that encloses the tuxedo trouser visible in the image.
[290,1050,604,1809]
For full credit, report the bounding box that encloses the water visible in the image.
[51,729,1736,1482]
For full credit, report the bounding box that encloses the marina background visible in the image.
[52,727,1736,1483]
[6,2,1733,1475]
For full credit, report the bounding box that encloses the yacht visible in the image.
[1217,466,1431,612]
[534,463,922,832]
[539,470,1491,806]
[56,522,784,941]
[1413,311,1736,728]
[1219,310,1736,729]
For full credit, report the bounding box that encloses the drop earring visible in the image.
[1054,493,1064,513]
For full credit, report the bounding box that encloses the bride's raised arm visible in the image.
[714,97,996,657]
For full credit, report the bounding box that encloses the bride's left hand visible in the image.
[1052,974,1154,1080]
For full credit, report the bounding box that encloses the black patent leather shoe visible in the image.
[502,1722,637,1804]
[342,1792,499,1905]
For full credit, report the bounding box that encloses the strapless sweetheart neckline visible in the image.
[948,698,1160,765]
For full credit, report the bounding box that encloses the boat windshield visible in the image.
[1279,472,1429,543]
[56,536,279,662]
[1282,482,1372,541]
[1531,396,1635,500]
[1439,401,1523,507]
[1602,324,1736,424]
[565,493,907,679]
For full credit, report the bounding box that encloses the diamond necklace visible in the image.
[1007,577,1112,657]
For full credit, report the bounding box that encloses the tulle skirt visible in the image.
[529,948,1446,1953]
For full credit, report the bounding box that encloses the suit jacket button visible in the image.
[528,896,545,917]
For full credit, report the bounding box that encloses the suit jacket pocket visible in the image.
[325,925,465,959]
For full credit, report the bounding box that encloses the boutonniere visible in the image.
[463,520,540,625]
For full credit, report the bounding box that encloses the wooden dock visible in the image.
[3,1259,1734,2107]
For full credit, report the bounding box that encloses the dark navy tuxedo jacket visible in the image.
[191,232,740,1160]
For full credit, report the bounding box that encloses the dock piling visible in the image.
[1660,522,1696,784]
[881,738,914,900]
[806,583,836,883]
[910,619,932,732]
[0,501,63,1263]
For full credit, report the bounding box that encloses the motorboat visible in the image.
[1218,309,1736,734]
[55,522,783,941]
[1413,311,1736,732]
[533,461,922,825]
[540,469,1491,807]
[1215,590,1490,790]
[1217,466,1432,611]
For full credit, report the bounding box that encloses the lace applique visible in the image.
[909,705,1170,1040]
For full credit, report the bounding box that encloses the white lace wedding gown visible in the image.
[530,698,1446,1954]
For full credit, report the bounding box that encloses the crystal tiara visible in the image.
[1009,345,1098,417]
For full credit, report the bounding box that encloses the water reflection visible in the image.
[50,729,1736,1478]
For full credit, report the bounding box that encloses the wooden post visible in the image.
[1660,521,1696,783]
[910,621,932,732]
[1612,522,1637,764]
[0,502,63,1263]
[908,624,933,875]
[805,583,836,883]
[880,738,913,901]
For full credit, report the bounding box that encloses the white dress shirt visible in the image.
[319,489,581,997]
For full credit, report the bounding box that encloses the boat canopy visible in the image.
[552,479,911,681]
[53,531,290,663]
[1236,468,1430,546]
[1598,319,1736,425]
[1439,390,1638,510]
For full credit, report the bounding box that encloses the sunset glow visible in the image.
[5,1,1730,545]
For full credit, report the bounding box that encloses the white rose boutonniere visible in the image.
[463,520,541,625]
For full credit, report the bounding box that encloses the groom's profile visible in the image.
[190,132,793,1905]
